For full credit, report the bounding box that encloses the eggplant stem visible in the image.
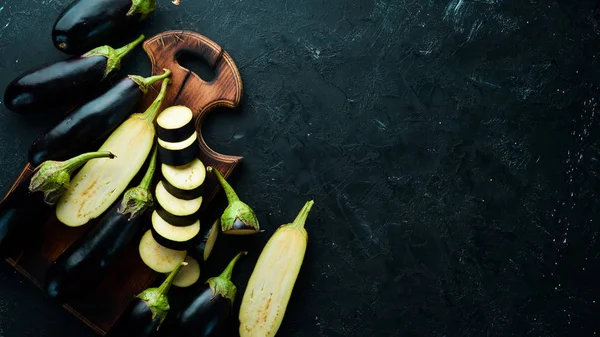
[209,166,240,203]
[129,69,171,95]
[61,151,115,175]
[115,34,145,59]
[138,145,158,191]
[289,200,315,229]
[218,251,248,281]
[139,78,171,124]
[157,261,187,296]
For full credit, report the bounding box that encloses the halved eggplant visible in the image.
[156,105,195,142]
[56,77,171,227]
[155,181,203,217]
[151,210,200,243]
[171,256,200,288]
[162,179,204,201]
[194,219,220,262]
[139,230,186,273]
[4,35,144,115]
[156,207,198,227]
[158,142,200,166]
[161,158,206,190]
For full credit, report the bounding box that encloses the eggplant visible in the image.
[56,77,171,227]
[29,69,171,166]
[156,106,195,142]
[160,158,206,196]
[151,210,200,242]
[44,147,157,302]
[162,178,204,201]
[106,261,185,337]
[0,151,115,257]
[156,207,198,227]
[208,167,260,235]
[53,0,156,55]
[4,35,144,115]
[164,252,247,337]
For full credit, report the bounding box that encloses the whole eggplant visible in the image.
[4,35,144,115]
[0,151,115,257]
[44,147,158,302]
[164,252,247,337]
[29,69,171,166]
[53,0,156,54]
[106,261,186,337]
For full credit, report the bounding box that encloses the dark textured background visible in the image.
[0,0,599,336]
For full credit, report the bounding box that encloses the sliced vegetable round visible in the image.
[151,227,192,251]
[158,131,197,150]
[161,158,206,190]
[162,179,204,201]
[196,219,220,261]
[156,181,203,216]
[171,256,200,288]
[158,142,200,166]
[152,210,200,242]
[157,106,195,143]
[139,230,187,273]
[157,207,198,227]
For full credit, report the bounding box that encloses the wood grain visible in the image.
[1,31,243,335]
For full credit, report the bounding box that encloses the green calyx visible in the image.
[129,69,171,94]
[138,77,171,125]
[137,261,186,327]
[119,146,158,219]
[207,251,247,304]
[83,35,145,78]
[208,167,260,235]
[29,151,115,205]
[127,0,157,20]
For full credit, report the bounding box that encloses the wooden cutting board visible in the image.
[2,30,243,335]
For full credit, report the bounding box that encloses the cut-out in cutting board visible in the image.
[1,30,243,335]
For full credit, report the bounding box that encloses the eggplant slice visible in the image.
[151,227,192,251]
[151,210,200,242]
[156,207,198,227]
[139,230,187,273]
[162,179,204,200]
[171,256,200,288]
[161,158,206,190]
[155,181,203,216]
[158,142,200,166]
[156,106,195,142]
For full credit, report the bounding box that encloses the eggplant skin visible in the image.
[4,55,107,114]
[166,286,231,337]
[44,200,144,302]
[107,299,159,337]
[53,0,145,54]
[0,180,50,257]
[29,78,143,166]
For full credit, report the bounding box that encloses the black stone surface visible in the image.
[0,0,599,336]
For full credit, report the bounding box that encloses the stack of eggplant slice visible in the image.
[139,106,208,286]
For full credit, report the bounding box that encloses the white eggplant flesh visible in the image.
[171,256,200,288]
[158,132,197,150]
[55,117,154,227]
[139,230,187,273]
[155,181,203,216]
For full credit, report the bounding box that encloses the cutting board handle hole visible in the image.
[177,51,216,82]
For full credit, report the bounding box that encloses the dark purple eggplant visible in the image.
[106,261,185,337]
[29,69,171,166]
[164,252,247,337]
[53,0,156,54]
[44,147,157,302]
[4,35,144,115]
[0,151,115,257]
